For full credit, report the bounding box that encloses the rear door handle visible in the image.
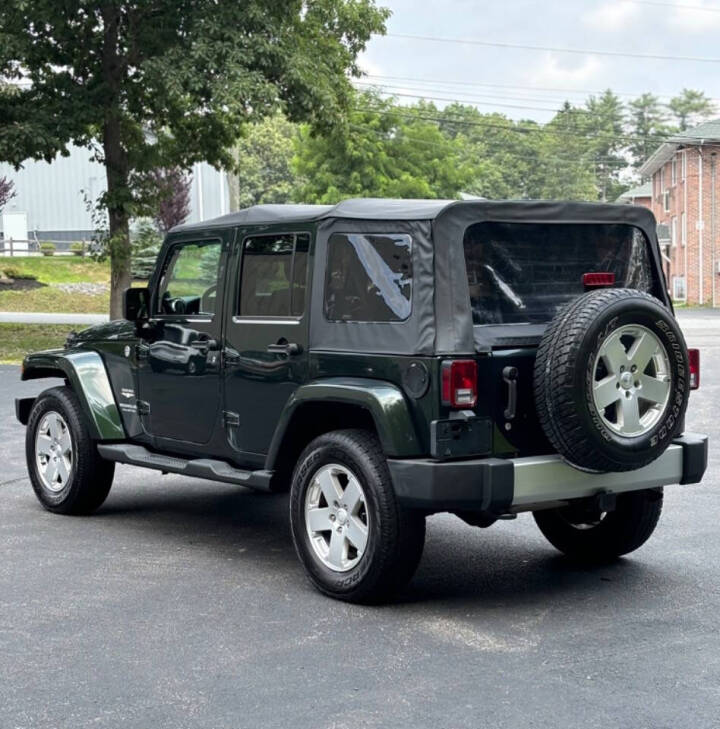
[267,341,302,356]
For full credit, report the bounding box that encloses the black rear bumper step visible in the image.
[97,444,273,491]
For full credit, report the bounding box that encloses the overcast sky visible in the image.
[358,0,720,122]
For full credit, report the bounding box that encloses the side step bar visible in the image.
[97,444,274,492]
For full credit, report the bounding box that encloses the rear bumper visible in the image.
[388,433,708,514]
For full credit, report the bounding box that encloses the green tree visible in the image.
[293,92,472,202]
[130,220,162,281]
[585,90,627,201]
[0,1,389,317]
[628,93,670,169]
[669,88,716,131]
[535,103,597,201]
[437,104,544,200]
[230,114,299,210]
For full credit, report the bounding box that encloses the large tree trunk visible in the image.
[104,124,132,321]
[101,6,131,321]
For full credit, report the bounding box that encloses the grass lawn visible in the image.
[0,256,110,313]
[0,323,76,364]
[0,256,109,284]
[0,287,109,313]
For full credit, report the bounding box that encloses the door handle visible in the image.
[190,338,219,353]
[267,341,303,356]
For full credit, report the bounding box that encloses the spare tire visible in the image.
[534,288,689,472]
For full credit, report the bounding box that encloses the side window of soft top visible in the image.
[156,240,222,316]
[324,233,413,322]
[238,233,310,317]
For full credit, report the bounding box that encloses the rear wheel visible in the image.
[26,386,115,515]
[290,429,425,603]
[533,488,663,562]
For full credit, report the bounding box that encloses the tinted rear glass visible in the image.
[463,222,654,325]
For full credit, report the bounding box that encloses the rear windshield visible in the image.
[463,222,655,325]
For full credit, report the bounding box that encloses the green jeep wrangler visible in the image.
[16,199,708,603]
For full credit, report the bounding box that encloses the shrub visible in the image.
[70,242,85,256]
[39,242,55,256]
[1,266,37,281]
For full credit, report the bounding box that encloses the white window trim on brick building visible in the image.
[681,211,687,247]
[671,216,677,247]
[671,157,677,186]
[682,150,687,181]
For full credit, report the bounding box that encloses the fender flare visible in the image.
[266,377,422,469]
[21,350,125,440]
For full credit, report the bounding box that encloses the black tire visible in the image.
[289,429,425,603]
[534,288,689,472]
[533,488,663,562]
[26,386,115,515]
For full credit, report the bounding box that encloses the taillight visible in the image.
[688,348,700,390]
[441,359,477,408]
[582,272,616,288]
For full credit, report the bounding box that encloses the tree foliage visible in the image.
[668,88,716,131]
[149,167,191,233]
[230,114,299,209]
[0,175,15,212]
[0,0,389,316]
[294,92,473,202]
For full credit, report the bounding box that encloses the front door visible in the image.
[223,231,310,459]
[137,233,227,445]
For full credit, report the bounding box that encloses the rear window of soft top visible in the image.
[463,221,655,325]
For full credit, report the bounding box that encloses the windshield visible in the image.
[463,221,655,325]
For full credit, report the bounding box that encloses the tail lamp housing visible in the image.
[441,359,477,408]
[582,272,616,289]
[688,348,700,390]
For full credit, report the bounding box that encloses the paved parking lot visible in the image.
[1,309,719,728]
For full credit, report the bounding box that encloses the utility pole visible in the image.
[712,152,717,308]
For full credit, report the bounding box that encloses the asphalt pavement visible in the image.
[1,309,719,728]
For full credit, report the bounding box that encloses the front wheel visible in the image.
[26,386,115,515]
[290,429,425,603]
[533,488,663,562]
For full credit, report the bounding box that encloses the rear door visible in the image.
[222,230,311,459]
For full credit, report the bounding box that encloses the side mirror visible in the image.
[123,287,149,322]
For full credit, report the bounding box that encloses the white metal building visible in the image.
[0,144,230,249]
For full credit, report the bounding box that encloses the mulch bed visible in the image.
[0,278,46,291]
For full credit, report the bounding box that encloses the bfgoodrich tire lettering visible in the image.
[289,429,425,603]
[26,386,115,515]
[534,289,689,472]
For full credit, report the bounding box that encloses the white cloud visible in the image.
[667,0,720,32]
[527,54,605,88]
[583,1,641,31]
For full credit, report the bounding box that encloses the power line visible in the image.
[351,102,678,146]
[626,0,720,13]
[360,73,720,104]
[347,123,628,166]
[382,32,720,64]
[353,84,565,113]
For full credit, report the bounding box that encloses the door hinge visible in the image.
[223,410,240,427]
[137,400,151,416]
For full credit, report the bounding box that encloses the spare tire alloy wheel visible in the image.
[534,288,690,473]
[592,324,671,437]
[304,463,369,572]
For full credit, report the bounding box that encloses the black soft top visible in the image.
[170,198,663,356]
[172,198,657,232]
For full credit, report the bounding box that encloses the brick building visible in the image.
[638,119,720,306]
